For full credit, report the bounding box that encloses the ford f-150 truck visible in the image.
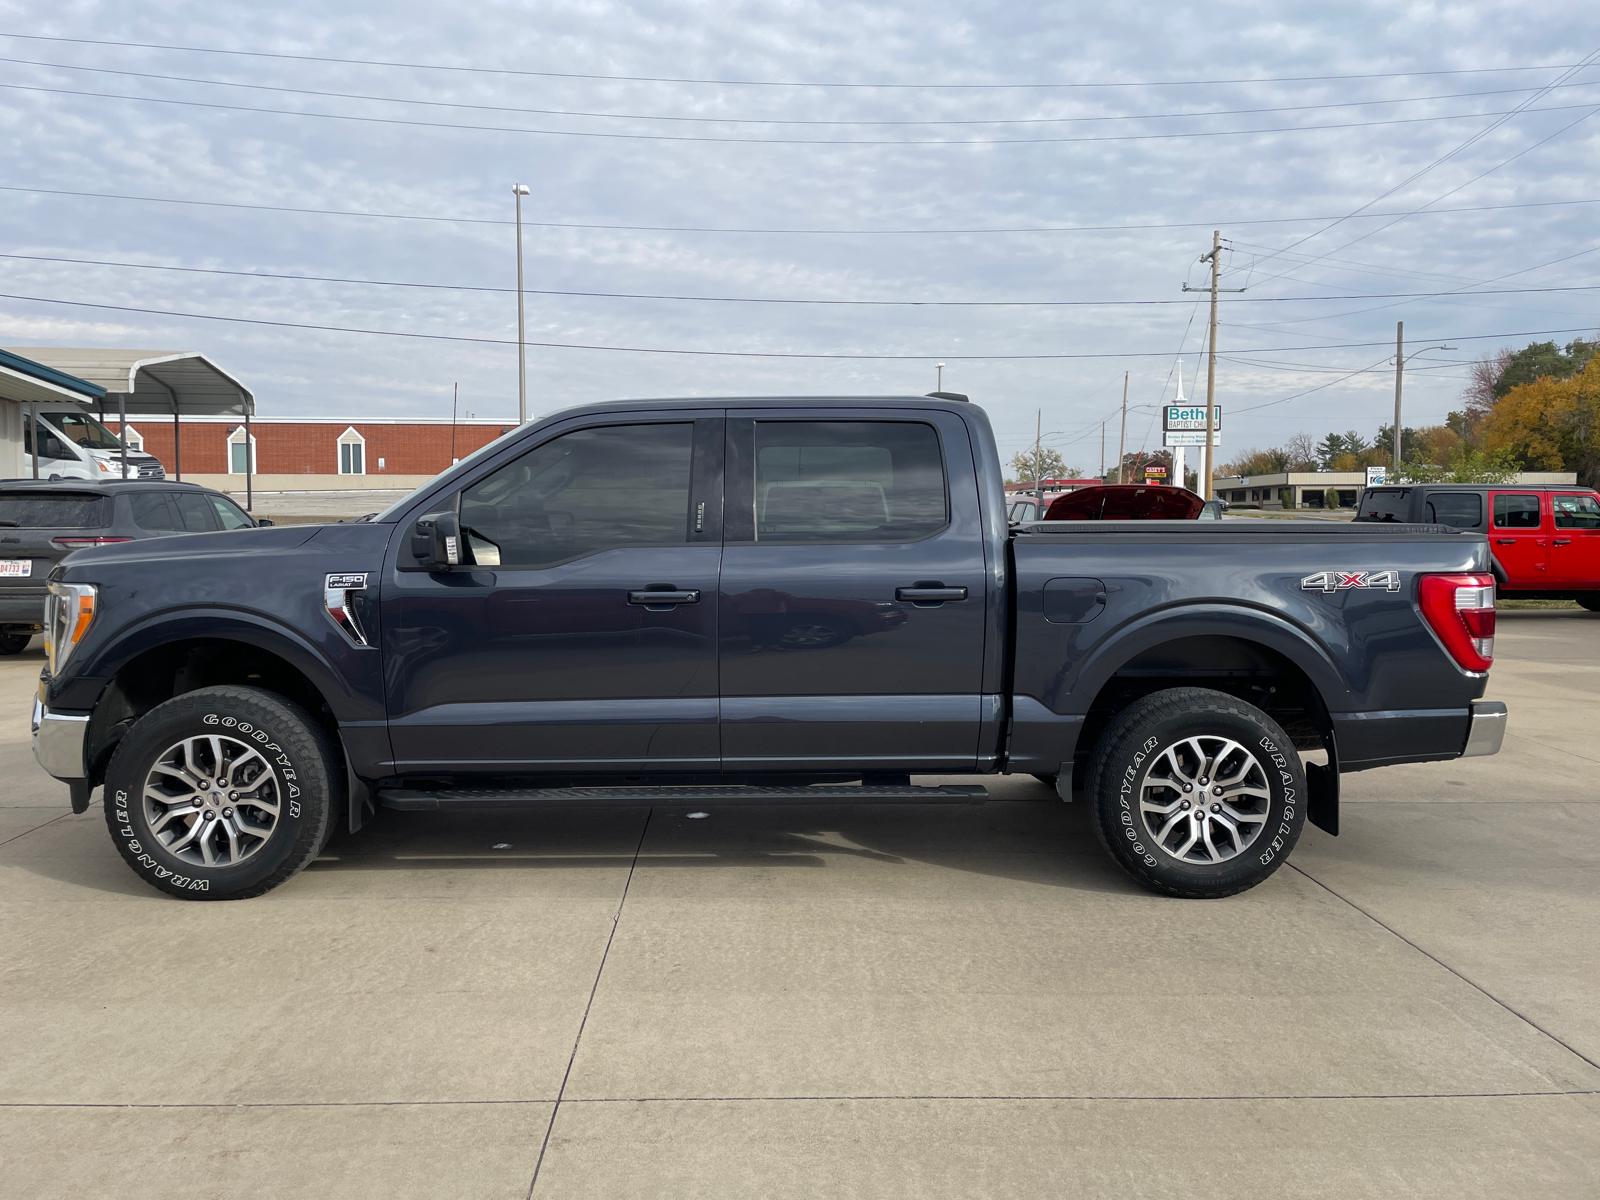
[32,395,1507,901]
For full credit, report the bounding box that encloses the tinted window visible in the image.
[24,423,73,462]
[1493,494,1542,529]
[1359,489,1411,522]
[1553,493,1600,530]
[173,493,218,532]
[1425,492,1483,529]
[130,492,181,531]
[0,493,106,528]
[460,423,693,568]
[753,421,946,543]
[210,496,256,530]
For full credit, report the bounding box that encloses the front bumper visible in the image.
[1462,700,1508,758]
[31,696,88,779]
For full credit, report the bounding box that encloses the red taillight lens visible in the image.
[51,536,134,548]
[1418,573,1496,671]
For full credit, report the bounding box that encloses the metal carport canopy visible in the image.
[0,348,254,416]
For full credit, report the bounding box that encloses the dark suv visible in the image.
[0,481,267,651]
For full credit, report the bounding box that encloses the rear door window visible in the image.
[130,492,182,531]
[0,493,107,528]
[1492,494,1542,529]
[173,493,219,532]
[1424,492,1483,529]
[1360,489,1410,522]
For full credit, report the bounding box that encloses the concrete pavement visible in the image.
[1,612,1597,1197]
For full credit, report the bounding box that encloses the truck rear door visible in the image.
[717,408,988,773]
[1489,491,1548,586]
[1550,492,1600,586]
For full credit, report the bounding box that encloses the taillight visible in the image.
[1418,573,1496,672]
[51,536,134,548]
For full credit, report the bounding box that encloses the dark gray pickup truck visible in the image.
[32,395,1506,901]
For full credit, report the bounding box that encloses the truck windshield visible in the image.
[47,411,126,451]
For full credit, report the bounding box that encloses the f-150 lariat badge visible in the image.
[324,573,371,646]
[1301,570,1401,593]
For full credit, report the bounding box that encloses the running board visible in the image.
[376,784,989,811]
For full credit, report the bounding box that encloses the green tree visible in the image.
[1484,356,1600,488]
[1491,338,1597,401]
[1008,447,1078,485]
[1399,444,1522,484]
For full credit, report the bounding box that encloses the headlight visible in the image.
[46,582,97,675]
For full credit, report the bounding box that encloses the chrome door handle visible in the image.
[629,588,700,607]
[895,584,969,605]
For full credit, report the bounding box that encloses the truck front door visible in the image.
[1550,492,1600,586]
[1489,492,1548,587]
[381,415,724,775]
[717,409,989,773]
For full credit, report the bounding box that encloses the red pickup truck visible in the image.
[1355,483,1600,609]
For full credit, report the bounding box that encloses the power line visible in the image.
[2,34,1582,91]
[2,289,1593,358]
[6,250,1600,306]
[6,80,1598,146]
[7,54,1598,127]
[4,182,1596,235]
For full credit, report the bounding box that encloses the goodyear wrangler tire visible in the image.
[103,686,339,900]
[1086,687,1306,899]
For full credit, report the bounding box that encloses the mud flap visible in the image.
[69,779,92,815]
[1306,741,1339,836]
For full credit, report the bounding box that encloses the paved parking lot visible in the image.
[2,612,1597,1198]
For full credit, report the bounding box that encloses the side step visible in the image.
[376,784,989,811]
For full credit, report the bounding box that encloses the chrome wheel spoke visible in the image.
[143,731,279,868]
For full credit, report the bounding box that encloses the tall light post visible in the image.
[936,362,945,393]
[1391,320,1456,475]
[514,183,530,424]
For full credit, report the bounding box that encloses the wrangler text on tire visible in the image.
[1086,687,1307,899]
[102,685,340,900]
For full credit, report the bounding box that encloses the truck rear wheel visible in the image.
[102,686,340,900]
[1578,595,1600,613]
[1086,687,1306,899]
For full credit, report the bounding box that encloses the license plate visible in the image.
[0,560,32,577]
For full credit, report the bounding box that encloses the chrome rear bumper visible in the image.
[1462,700,1508,758]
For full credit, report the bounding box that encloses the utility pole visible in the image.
[1099,421,1105,480]
[1392,321,1404,472]
[937,362,944,393]
[1117,372,1128,484]
[1033,408,1042,493]
[451,382,459,464]
[514,184,530,424]
[1183,231,1244,500]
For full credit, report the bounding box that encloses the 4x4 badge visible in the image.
[1301,570,1401,593]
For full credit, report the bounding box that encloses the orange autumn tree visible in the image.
[1484,355,1600,488]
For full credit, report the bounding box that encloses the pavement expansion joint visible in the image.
[1288,862,1600,1074]
[525,807,653,1199]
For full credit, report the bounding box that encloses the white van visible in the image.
[22,408,166,481]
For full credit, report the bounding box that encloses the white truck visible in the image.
[23,407,167,481]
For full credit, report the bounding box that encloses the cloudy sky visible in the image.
[1,1,1596,472]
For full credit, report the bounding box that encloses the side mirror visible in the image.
[410,510,462,568]
[254,518,275,527]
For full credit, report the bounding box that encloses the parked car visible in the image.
[24,407,167,480]
[1040,484,1228,520]
[0,480,268,651]
[34,394,1503,902]
[1355,483,1600,609]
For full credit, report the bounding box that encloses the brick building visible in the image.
[105,416,514,479]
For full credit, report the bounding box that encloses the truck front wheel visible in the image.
[1086,687,1306,899]
[102,686,340,900]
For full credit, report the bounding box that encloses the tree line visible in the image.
[1218,335,1598,487]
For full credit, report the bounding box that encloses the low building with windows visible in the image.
[103,415,514,490]
[1215,470,1578,510]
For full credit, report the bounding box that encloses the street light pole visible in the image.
[514,183,530,425]
[1391,322,1458,477]
[936,362,944,392]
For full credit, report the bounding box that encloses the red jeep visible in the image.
[1355,483,1600,609]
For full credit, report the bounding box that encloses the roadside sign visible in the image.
[1143,465,1168,483]
[1164,430,1223,448]
[1365,466,1388,486]
[1163,405,1223,432]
